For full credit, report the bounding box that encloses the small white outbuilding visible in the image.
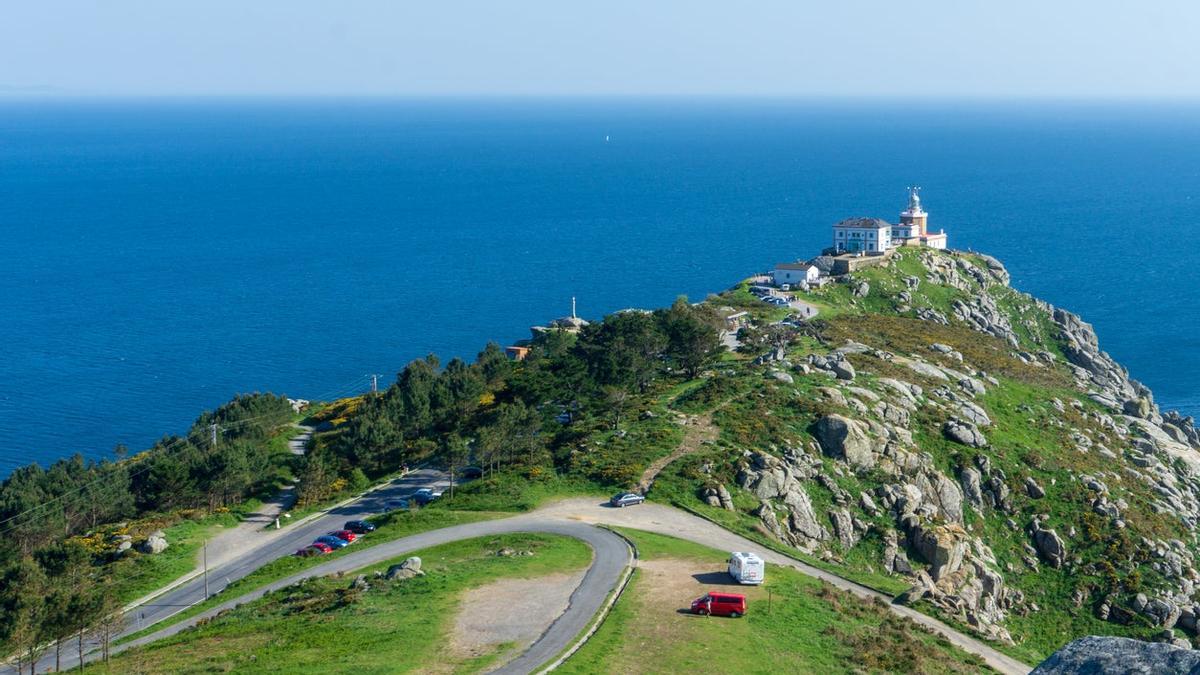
[773,262,819,287]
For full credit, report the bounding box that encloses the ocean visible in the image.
[2,98,1199,475]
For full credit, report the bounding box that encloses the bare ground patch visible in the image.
[579,558,765,669]
[635,558,762,625]
[446,570,586,669]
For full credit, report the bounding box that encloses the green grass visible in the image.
[558,529,992,674]
[438,472,609,512]
[101,533,592,674]
[644,252,1190,664]
[117,508,501,644]
[109,513,241,604]
[107,423,313,604]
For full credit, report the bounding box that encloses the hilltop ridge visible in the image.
[7,244,1200,671]
[661,245,1200,661]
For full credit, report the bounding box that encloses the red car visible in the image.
[328,530,357,544]
[691,592,747,618]
[297,543,332,557]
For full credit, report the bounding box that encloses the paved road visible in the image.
[12,468,454,674]
[124,498,1029,674]
[30,493,1031,675]
[112,517,629,675]
[788,297,819,319]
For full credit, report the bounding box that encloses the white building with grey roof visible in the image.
[832,217,892,254]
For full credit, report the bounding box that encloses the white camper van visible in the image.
[728,551,765,585]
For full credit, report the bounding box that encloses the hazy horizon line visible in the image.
[4,92,1200,104]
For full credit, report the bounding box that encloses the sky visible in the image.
[2,1,1199,98]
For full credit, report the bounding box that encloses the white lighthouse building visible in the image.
[890,187,947,249]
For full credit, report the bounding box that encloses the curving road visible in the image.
[112,517,631,674]
[107,498,1030,675]
[11,468,457,674]
[26,494,1031,675]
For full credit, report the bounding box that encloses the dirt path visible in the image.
[287,424,313,455]
[447,570,586,670]
[199,425,312,569]
[637,412,718,494]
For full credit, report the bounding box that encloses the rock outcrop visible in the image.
[738,451,829,551]
[813,415,877,469]
[138,532,169,554]
[730,248,1200,650]
[385,557,424,581]
[1031,519,1067,569]
[943,419,988,448]
[1032,636,1200,674]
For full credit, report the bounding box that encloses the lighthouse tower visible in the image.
[899,187,927,236]
[891,186,947,249]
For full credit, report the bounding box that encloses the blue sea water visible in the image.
[2,98,1200,475]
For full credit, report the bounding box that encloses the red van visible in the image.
[690,592,747,617]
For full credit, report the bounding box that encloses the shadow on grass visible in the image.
[691,571,743,586]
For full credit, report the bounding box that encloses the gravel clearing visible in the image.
[449,570,587,667]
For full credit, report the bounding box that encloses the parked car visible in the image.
[609,492,645,508]
[308,541,334,554]
[344,520,376,534]
[295,545,327,557]
[691,592,747,617]
[728,551,765,585]
[413,487,442,505]
[313,535,349,549]
[328,530,357,544]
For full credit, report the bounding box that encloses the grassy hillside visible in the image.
[559,529,991,674]
[96,533,592,674]
[296,245,1196,665]
[32,246,1200,670]
[638,248,1200,662]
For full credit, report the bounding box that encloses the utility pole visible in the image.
[203,542,209,599]
[209,423,218,448]
[368,373,380,393]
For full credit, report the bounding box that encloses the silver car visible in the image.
[610,492,645,508]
